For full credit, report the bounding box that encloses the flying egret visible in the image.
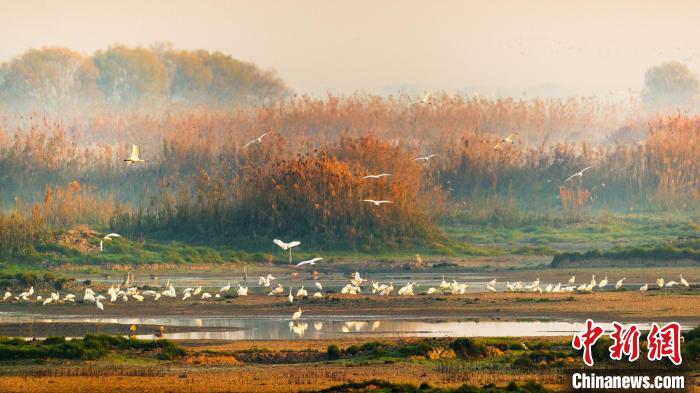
[296,257,323,267]
[273,239,301,263]
[493,133,518,149]
[99,233,122,252]
[414,154,438,162]
[124,145,148,164]
[362,174,391,180]
[411,92,432,105]
[292,308,302,321]
[362,199,392,206]
[242,131,273,149]
[563,166,593,183]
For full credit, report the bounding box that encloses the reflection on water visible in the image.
[0,312,683,341]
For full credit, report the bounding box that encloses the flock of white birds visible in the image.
[2,268,692,322]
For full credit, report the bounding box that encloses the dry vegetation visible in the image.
[0,94,699,256]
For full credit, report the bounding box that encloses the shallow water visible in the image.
[0,312,683,340]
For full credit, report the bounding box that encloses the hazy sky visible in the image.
[2,0,700,97]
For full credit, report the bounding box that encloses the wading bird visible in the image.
[296,257,323,267]
[242,131,273,149]
[220,283,231,293]
[124,145,148,164]
[615,278,626,289]
[598,276,608,289]
[100,233,122,252]
[563,166,593,183]
[656,277,665,288]
[362,199,392,206]
[273,239,301,263]
[362,174,391,180]
[493,133,518,149]
[680,275,689,287]
[568,276,576,285]
[639,283,648,291]
[292,308,302,321]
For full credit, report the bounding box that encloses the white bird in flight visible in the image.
[124,145,148,164]
[415,154,438,162]
[100,233,122,252]
[493,133,518,149]
[564,166,593,183]
[296,257,323,267]
[362,174,391,180]
[242,131,273,149]
[411,92,432,105]
[273,239,301,263]
[363,199,392,206]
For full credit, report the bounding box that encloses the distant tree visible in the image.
[92,45,169,105]
[642,61,700,113]
[0,48,97,111]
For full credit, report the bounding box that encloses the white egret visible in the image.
[362,174,391,180]
[124,145,148,164]
[201,293,211,300]
[493,133,518,149]
[99,233,122,252]
[314,282,323,291]
[411,92,432,105]
[414,154,437,162]
[564,166,593,183]
[296,285,308,298]
[237,284,248,296]
[220,283,231,293]
[568,276,576,285]
[362,199,392,206]
[313,292,323,298]
[296,257,323,267]
[615,278,626,289]
[3,291,12,301]
[292,308,302,321]
[666,281,678,288]
[96,299,104,311]
[640,283,648,291]
[680,275,689,287]
[242,131,273,149]
[598,276,608,289]
[656,278,665,288]
[288,288,294,303]
[273,239,301,263]
[182,292,191,301]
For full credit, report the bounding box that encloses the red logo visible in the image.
[609,322,641,362]
[647,322,682,365]
[572,319,604,366]
[573,320,683,366]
